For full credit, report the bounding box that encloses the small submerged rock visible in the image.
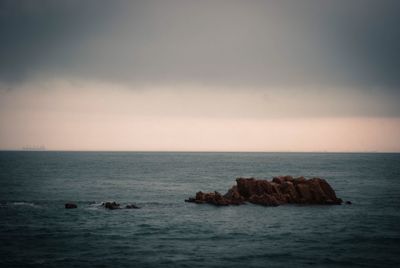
[125,204,140,209]
[65,203,78,209]
[101,202,140,210]
[186,176,343,207]
[102,201,120,210]
[345,201,352,205]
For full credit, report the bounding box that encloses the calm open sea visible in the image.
[0,152,399,267]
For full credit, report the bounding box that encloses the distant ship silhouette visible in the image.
[22,145,46,151]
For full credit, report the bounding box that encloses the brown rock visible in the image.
[273,177,285,184]
[190,191,231,206]
[283,176,294,182]
[319,179,340,202]
[279,181,299,203]
[296,183,313,203]
[186,176,342,207]
[293,177,307,185]
[223,186,245,205]
[306,178,329,203]
[236,178,256,198]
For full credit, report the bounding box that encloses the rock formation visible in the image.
[102,201,120,210]
[185,176,342,206]
[101,202,140,210]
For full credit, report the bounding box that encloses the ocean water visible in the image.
[0,152,399,267]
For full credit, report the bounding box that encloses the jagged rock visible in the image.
[249,194,280,206]
[223,185,245,205]
[273,177,285,184]
[296,183,313,203]
[293,177,307,185]
[273,176,293,184]
[186,176,342,206]
[279,181,299,203]
[185,191,231,206]
[196,191,230,206]
[65,203,77,209]
[102,201,120,210]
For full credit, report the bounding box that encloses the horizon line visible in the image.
[0,149,399,154]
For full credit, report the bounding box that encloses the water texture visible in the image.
[0,152,399,267]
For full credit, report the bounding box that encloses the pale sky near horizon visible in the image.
[0,0,400,152]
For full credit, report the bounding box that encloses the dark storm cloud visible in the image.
[0,0,117,82]
[0,0,399,90]
[310,0,400,90]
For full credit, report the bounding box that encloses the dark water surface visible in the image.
[0,152,399,267]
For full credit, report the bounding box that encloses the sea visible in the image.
[0,152,399,267]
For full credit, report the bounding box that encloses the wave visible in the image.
[0,201,41,208]
[13,201,38,207]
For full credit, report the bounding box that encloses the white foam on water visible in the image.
[11,202,38,207]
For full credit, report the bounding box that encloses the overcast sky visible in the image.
[0,0,399,151]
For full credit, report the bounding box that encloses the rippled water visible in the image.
[0,152,399,267]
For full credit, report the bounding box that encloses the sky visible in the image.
[0,0,399,152]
